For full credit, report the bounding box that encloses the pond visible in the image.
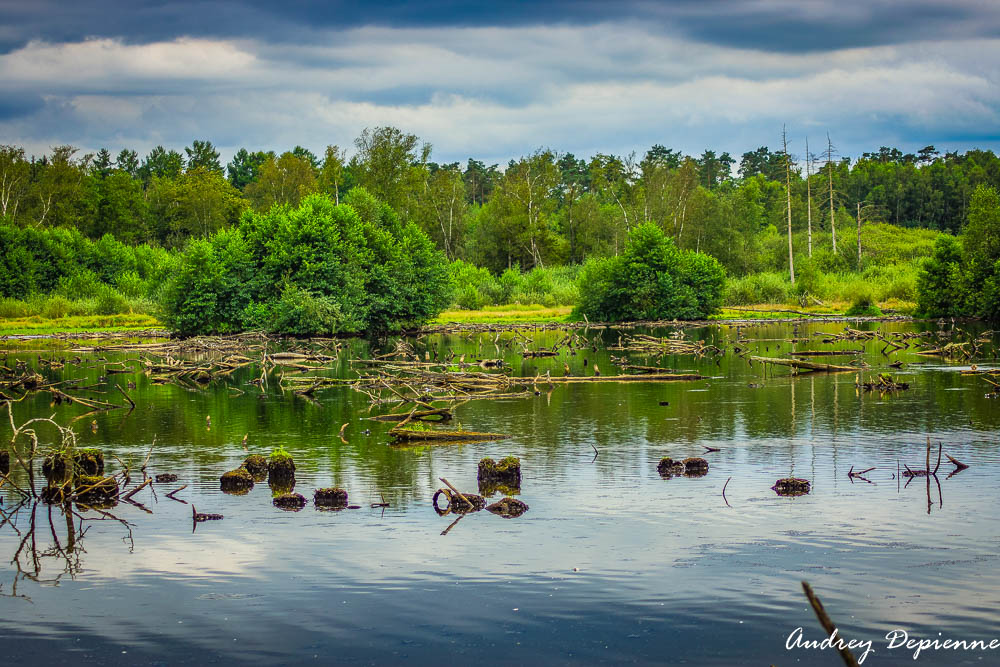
[1,319,998,666]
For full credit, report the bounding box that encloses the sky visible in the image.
[1,0,999,167]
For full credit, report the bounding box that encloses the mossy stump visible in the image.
[486,497,529,518]
[75,449,104,476]
[657,457,685,478]
[477,456,522,487]
[682,457,708,472]
[772,477,811,496]
[268,451,296,482]
[273,493,307,511]
[0,450,9,475]
[314,487,349,509]
[75,475,119,503]
[155,473,178,483]
[243,454,268,477]
[220,468,254,492]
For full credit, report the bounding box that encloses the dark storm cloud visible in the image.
[3,0,999,53]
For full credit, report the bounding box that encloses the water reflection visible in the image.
[0,320,998,665]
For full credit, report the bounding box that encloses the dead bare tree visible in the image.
[805,137,813,258]
[782,125,795,285]
[826,133,838,254]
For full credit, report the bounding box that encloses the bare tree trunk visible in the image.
[827,133,837,255]
[783,125,795,285]
[857,201,862,270]
[805,137,812,258]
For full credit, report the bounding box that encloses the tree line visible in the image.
[3,128,999,283]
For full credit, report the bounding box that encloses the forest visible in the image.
[1,127,999,332]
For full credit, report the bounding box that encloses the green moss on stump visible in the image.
[243,454,268,477]
[268,449,296,480]
[220,468,254,492]
[273,492,307,511]
[314,487,349,508]
[478,456,521,486]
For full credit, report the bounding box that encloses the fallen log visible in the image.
[368,407,453,422]
[538,373,706,383]
[751,356,858,372]
[390,428,509,442]
[788,350,864,357]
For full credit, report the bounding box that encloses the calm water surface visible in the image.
[1,320,998,666]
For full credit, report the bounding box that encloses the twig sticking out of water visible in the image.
[722,477,731,507]
[801,581,860,667]
[438,477,474,509]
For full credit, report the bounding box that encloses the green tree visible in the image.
[227,148,271,190]
[916,235,966,317]
[139,146,185,185]
[245,152,317,211]
[574,222,725,321]
[963,184,1000,320]
[0,145,30,220]
[148,168,247,244]
[184,140,223,174]
[351,126,423,210]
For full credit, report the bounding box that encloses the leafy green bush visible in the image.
[574,222,725,321]
[270,284,343,335]
[161,190,451,335]
[844,289,883,317]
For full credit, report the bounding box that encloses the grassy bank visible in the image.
[0,314,163,336]
[432,304,573,324]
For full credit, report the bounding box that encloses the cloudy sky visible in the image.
[1,0,999,166]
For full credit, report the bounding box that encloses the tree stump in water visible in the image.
[155,473,178,483]
[314,487,349,509]
[657,457,685,478]
[220,468,254,493]
[273,493,307,511]
[478,456,522,486]
[268,451,296,482]
[486,497,529,518]
[243,454,268,478]
[0,450,8,475]
[772,478,811,496]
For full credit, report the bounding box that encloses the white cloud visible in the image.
[1,25,998,164]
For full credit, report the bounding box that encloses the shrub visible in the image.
[916,236,967,317]
[161,191,451,335]
[574,222,725,321]
[844,289,883,317]
[269,284,343,335]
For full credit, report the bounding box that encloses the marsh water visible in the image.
[1,320,999,666]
